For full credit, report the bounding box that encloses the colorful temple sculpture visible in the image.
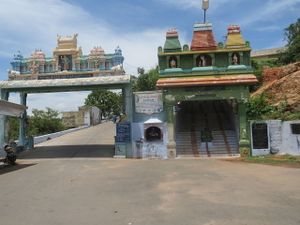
[8,34,124,80]
[157,22,258,157]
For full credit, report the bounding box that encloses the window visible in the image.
[291,124,300,134]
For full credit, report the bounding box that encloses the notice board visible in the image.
[252,123,269,149]
[115,122,131,143]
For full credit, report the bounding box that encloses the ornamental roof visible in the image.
[56,34,78,50]
[163,29,182,52]
[191,23,217,51]
[31,49,45,61]
[90,46,105,56]
[156,74,258,88]
[225,25,246,48]
[144,118,163,124]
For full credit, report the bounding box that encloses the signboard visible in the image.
[252,123,269,149]
[115,122,131,143]
[135,91,163,114]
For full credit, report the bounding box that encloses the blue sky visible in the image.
[0,0,299,113]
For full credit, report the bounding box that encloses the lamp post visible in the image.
[202,0,209,23]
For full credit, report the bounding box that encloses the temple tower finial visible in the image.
[202,0,209,23]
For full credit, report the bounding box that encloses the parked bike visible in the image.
[1,144,17,165]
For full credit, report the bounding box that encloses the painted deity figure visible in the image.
[30,60,39,74]
[94,60,100,69]
[58,55,72,71]
[170,58,177,68]
[199,55,206,67]
[232,53,239,65]
[62,56,69,70]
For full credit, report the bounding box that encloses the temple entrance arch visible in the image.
[175,100,239,157]
[0,75,133,157]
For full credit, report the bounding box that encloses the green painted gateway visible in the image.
[156,23,258,157]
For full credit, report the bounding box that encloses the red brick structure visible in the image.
[191,23,217,51]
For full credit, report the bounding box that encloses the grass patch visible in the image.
[226,154,300,168]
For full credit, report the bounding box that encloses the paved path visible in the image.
[37,121,115,146]
[0,158,299,225]
[19,122,116,159]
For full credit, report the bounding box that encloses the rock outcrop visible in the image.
[252,62,300,111]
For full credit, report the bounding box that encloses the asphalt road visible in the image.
[0,158,299,225]
[36,122,116,146]
[19,122,116,159]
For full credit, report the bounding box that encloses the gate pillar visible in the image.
[124,84,133,122]
[19,92,27,147]
[0,89,9,156]
[166,102,176,158]
[114,84,133,158]
[238,102,250,156]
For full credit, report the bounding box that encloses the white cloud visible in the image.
[156,0,300,29]
[9,92,91,115]
[0,50,11,58]
[156,0,242,11]
[0,0,165,75]
[253,25,282,32]
[0,0,167,112]
[157,0,200,9]
[238,0,300,26]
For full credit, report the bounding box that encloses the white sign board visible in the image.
[135,91,163,115]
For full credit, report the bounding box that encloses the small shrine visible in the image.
[156,1,258,157]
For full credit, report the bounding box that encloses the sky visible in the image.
[0,0,299,114]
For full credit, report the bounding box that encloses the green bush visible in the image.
[247,94,300,120]
[7,108,66,140]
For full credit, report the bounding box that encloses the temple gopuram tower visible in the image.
[156,6,258,157]
[8,34,125,80]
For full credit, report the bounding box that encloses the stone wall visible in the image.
[62,106,101,128]
[251,120,300,156]
[268,120,282,154]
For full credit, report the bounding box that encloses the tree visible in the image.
[133,67,159,92]
[7,108,65,140]
[29,108,65,136]
[85,90,122,119]
[279,18,300,64]
[7,117,19,141]
[247,94,276,120]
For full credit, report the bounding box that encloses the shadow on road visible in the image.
[0,163,37,175]
[18,145,115,159]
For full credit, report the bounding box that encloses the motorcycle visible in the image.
[1,144,17,165]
